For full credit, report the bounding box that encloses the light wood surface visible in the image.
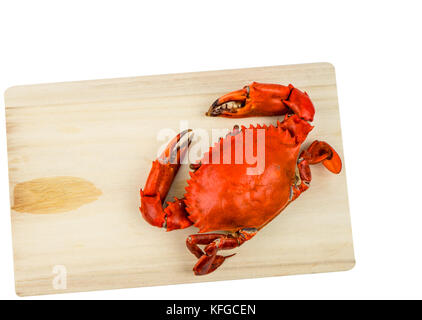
[5,63,354,296]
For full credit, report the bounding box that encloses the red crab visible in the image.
[140,82,342,275]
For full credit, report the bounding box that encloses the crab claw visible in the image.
[143,129,193,203]
[206,88,248,117]
[207,82,315,121]
[158,129,193,166]
[300,140,342,174]
[140,130,194,229]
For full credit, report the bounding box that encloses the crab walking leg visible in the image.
[186,233,226,259]
[140,130,194,231]
[186,229,258,275]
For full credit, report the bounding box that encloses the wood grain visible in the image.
[5,63,354,296]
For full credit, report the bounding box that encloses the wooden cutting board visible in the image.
[5,63,354,296]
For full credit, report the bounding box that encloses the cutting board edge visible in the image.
[3,62,336,108]
[15,258,355,297]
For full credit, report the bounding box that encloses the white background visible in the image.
[1,0,421,300]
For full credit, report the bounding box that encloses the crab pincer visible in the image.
[207,82,315,121]
[140,129,193,229]
[299,140,342,175]
[158,129,192,167]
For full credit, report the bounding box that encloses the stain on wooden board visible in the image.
[12,177,102,214]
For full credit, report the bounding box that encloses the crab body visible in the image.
[186,117,312,233]
[140,82,342,275]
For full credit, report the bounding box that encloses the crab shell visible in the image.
[184,115,313,233]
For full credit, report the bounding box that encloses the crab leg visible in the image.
[299,140,342,174]
[186,228,257,275]
[294,140,342,196]
[207,82,315,121]
[140,130,194,231]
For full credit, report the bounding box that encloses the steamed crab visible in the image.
[140,82,342,275]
